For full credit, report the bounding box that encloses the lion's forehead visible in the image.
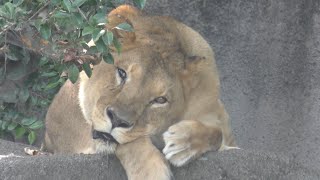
[146,76,172,96]
[129,69,172,97]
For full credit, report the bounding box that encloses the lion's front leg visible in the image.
[116,137,172,180]
[163,120,227,167]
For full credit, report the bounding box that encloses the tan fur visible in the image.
[44,5,236,180]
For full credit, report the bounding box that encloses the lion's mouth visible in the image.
[92,130,119,144]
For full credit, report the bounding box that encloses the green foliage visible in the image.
[82,63,92,77]
[103,53,114,64]
[115,23,134,32]
[67,64,80,83]
[0,0,146,144]
[133,0,146,9]
[0,106,44,144]
[0,55,64,144]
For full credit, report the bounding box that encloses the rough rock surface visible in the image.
[1,0,320,179]
[1,140,319,180]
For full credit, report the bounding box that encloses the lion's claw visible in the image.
[163,120,225,167]
[162,121,203,166]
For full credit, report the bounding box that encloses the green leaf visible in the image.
[4,2,15,19]
[52,11,71,19]
[12,0,24,6]
[82,63,92,78]
[115,23,134,32]
[58,77,66,84]
[39,99,49,107]
[15,126,26,139]
[63,0,73,12]
[102,31,113,45]
[6,45,20,61]
[0,19,4,28]
[0,67,4,83]
[40,23,51,40]
[28,131,36,145]
[1,121,8,130]
[30,96,38,106]
[72,12,83,27]
[21,117,37,126]
[6,111,16,120]
[21,48,30,65]
[7,122,18,131]
[28,121,43,130]
[113,37,121,54]
[38,57,49,66]
[68,64,80,83]
[19,88,29,103]
[0,86,19,103]
[82,26,94,36]
[7,63,28,80]
[41,71,58,78]
[95,38,107,53]
[7,45,29,63]
[73,0,87,7]
[92,28,105,42]
[51,0,61,6]
[34,19,43,32]
[103,53,114,64]
[87,46,98,54]
[133,0,146,9]
[90,12,106,25]
[44,80,61,90]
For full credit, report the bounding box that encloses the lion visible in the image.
[43,5,237,180]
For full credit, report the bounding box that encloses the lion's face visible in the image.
[80,46,188,153]
[77,5,212,153]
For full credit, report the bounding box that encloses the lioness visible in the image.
[43,5,237,180]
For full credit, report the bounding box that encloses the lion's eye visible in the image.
[117,68,127,81]
[153,96,168,104]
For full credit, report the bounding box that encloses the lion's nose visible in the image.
[106,107,133,129]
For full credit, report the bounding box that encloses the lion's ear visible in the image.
[182,55,206,74]
[179,55,206,90]
[108,5,140,25]
[106,5,140,47]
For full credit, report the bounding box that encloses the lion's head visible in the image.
[78,5,219,153]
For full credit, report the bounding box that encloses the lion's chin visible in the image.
[92,130,118,154]
[95,139,118,154]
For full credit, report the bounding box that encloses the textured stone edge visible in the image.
[0,140,319,180]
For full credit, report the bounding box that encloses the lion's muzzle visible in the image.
[92,130,119,144]
[106,107,133,129]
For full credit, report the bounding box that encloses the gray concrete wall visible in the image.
[144,0,320,170]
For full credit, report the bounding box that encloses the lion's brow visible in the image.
[157,83,174,96]
[166,83,174,91]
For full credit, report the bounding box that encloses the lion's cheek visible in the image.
[91,107,112,133]
[111,129,137,144]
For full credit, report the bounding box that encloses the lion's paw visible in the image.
[162,120,222,167]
